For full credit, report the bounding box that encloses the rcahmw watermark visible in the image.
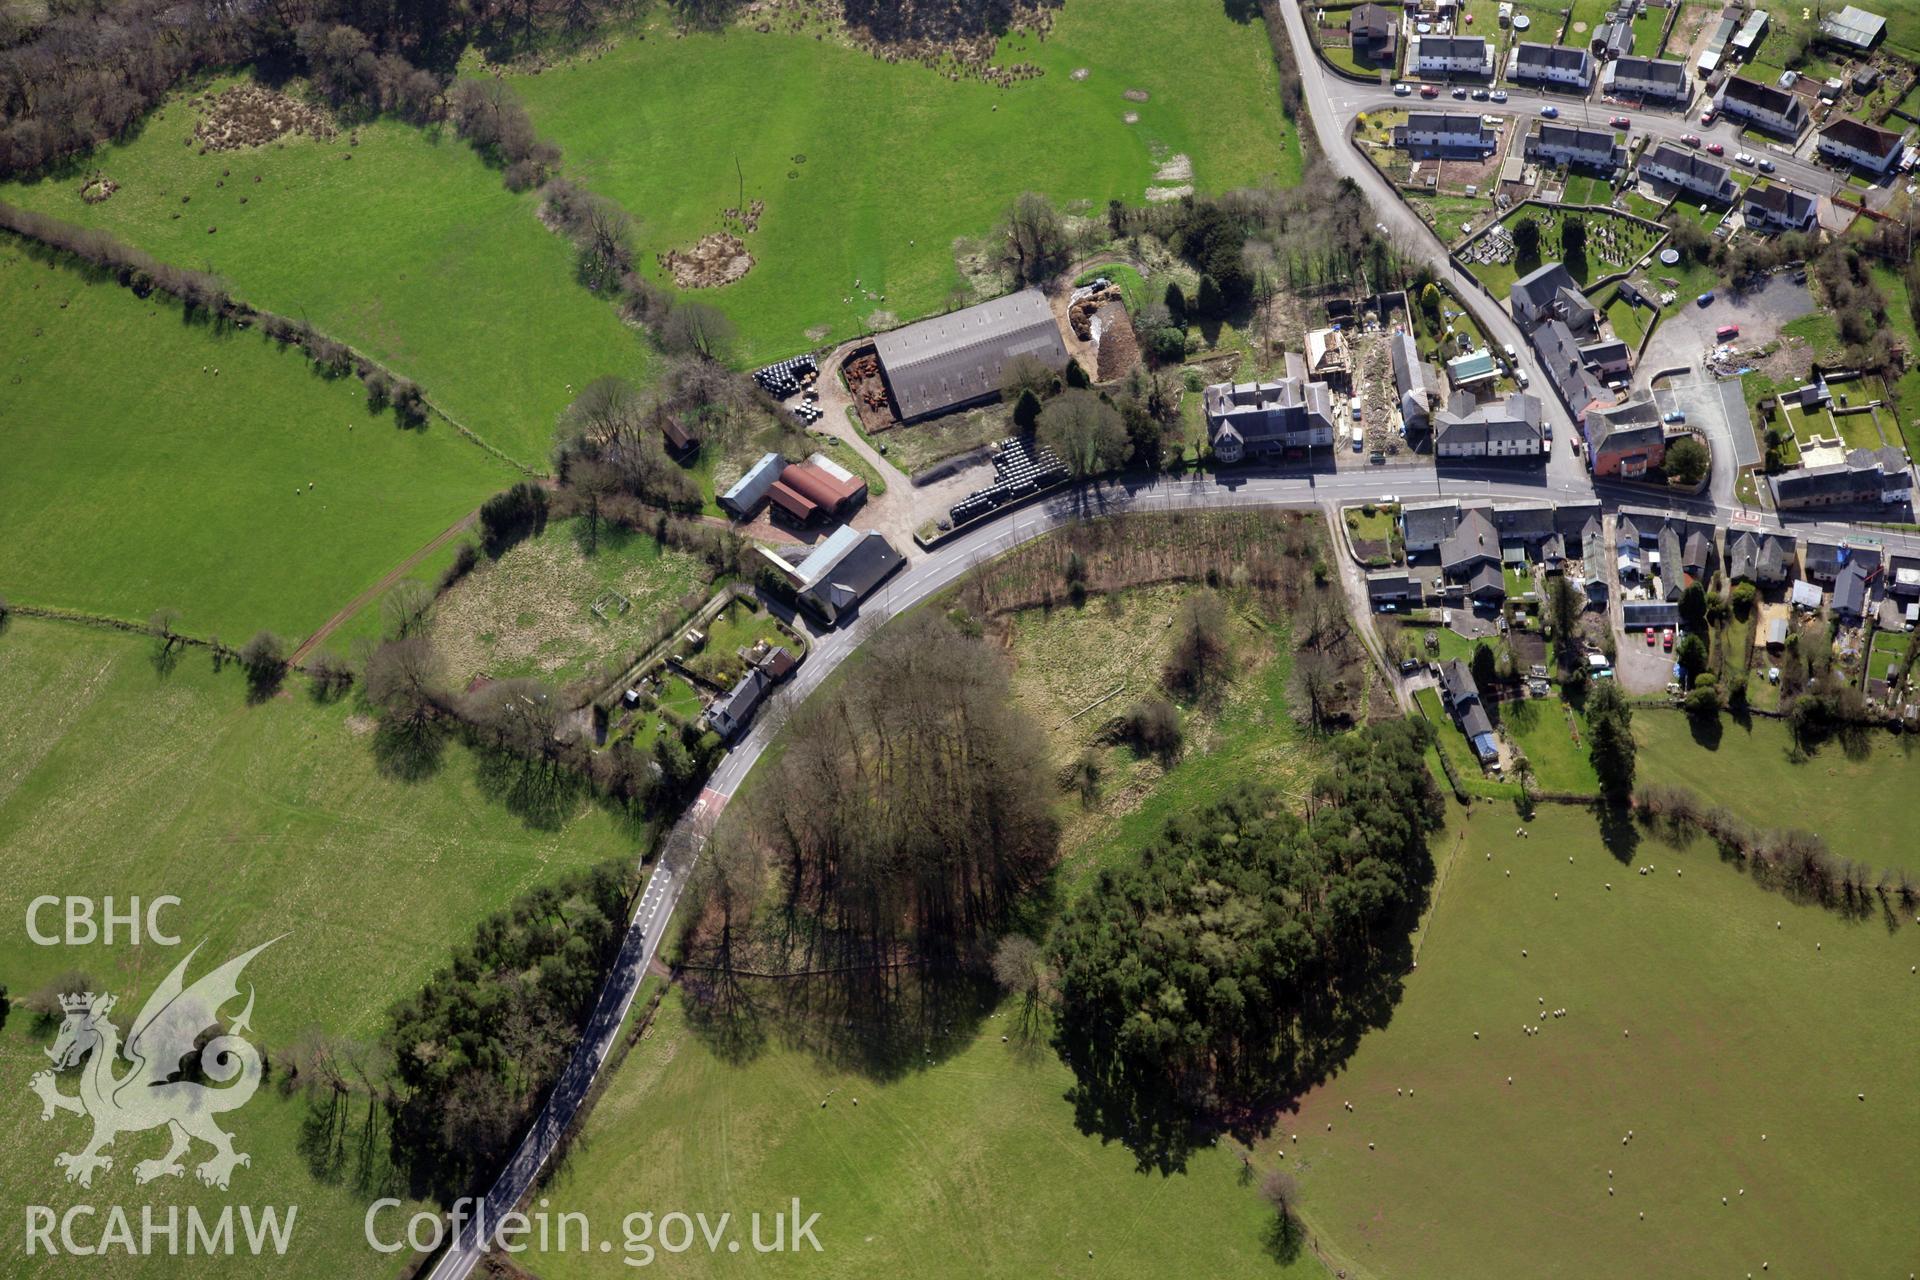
[366,1197,823,1267]
[25,1204,297,1256]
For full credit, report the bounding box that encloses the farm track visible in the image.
[287,508,481,665]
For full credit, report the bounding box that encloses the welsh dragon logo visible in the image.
[29,939,278,1191]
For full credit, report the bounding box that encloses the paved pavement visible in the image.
[426,22,1920,1278]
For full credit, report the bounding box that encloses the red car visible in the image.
[1706,141,1725,156]
[1680,132,1702,147]
[1645,627,1656,646]
[1700,107,1717,125]
[1662,628,1675,651]
[1420,84,1440,98]
[1609,115,1630,128]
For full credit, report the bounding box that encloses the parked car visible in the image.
[1609,115,1630,128]
[1516,368,1530,388]
[1700,107,1717,125]
[1716,324,1741,341]
[1696,290,1716,306]
[1451,86,1469,99]
[1394,83,1413,96]
[1471,88,1491,100]
[1663,410,1687,424]
[1734,151,1757,167]
[1370,451,1387,465]
[1491,89,1508,103]
[1757,157,1775,172]
[1539,104,1560,118]
[1353,433,1365,452]
[1400,658,1420,674]
[1421,84,1441,98]
[1662,628,1675,651]
[1680,132,1702,147]
[1706,141,1725,155]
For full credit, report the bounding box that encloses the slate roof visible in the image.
[1721,76,1806,127]
[1603,55,1687,91]
[1820,115,1904,160]
[1530,318,1611,422]
[1643,143,1734,196]
[1433,390,1544,449]
[797,529,906,625]
[1512,41,1591,73]
[1832,561,1870,617]
[873,289,1067,421]
[1743,182,1819,228]
[1401,498,1462,546]
[1440,506,1501,574]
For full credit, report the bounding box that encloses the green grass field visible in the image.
[1290,802,1920,1279]
[0,616,641,1277]
[1,76,648,469]
[1501,696,1600,794]
[524,994,1318,1279]
[511,0,1303,365]
[0,249,514,640]
[1635,709,1920,876]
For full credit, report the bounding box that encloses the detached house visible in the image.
[1817,116,1906,176]
[1742,182,1819,234]
[1600,55,1688,104]
[1583,393,1665,478]
[1640,143,1736,202]
[1802,535,1881,583]
[1718,76,1808,137]
[1440,660,1499,763]
[1507,42,1594,90]
[1349,2,1397,64]
[1409,34,1494,77]
[1525,123,1627,172]
[1203,374,1337,462]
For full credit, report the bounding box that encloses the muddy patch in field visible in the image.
[1154,153,1193,183]
[192,84,336,152]
[658,233,756,288]
[79,174,118,204]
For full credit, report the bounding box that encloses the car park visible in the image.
[1394,82,1412,96]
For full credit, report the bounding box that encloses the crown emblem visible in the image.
[58,992,96,1014]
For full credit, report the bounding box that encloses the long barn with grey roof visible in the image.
[872,289,1068,422]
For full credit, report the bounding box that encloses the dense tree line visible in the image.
[0,201,429,423]
[1634,781,1916,917]
[1050,720,1443,1165]
[0,0,632,178]
[384,861,634,1200]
